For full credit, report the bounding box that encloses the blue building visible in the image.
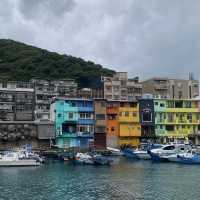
[50,98,94,149]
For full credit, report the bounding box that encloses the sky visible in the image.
[0,0,200,81]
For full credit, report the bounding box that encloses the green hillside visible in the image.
[0,39,115,88]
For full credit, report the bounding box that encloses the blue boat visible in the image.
[123,143,163,160]
[177,153,200,164]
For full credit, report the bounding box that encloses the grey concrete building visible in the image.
[102,72,142,101]
[31,79,77,121]
[142,77,199,99]
[0,81,35,121]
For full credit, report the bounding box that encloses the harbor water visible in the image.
[0,158,199,200]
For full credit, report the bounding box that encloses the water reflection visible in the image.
[0,158,199,200]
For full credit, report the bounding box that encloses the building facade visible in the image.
[118,101,141,147]
[142,77,199,99]
[106,101,120,148]
[102,72,142,101]
[50,98,94,149]
[0,81,35,121]
[32,79,77,121]
[154,98,200,143]
[139,96,155,141]
[94,99,107,149]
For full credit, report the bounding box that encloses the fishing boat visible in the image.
[75,153,94,165]
[149,144,189,162]
[0,151,41,166]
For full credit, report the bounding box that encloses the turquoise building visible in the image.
[51,98,94,149]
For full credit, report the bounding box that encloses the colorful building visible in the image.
[154,98,200,143]
[139,96,155,141]
[50,98,94,148]
[106,101,120,148]
[94,99,107,149]
[118,101,141,147]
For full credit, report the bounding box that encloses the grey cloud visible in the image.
[0,0,200,81]
[18,0,76,19]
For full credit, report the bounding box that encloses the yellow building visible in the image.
[118,101,141,147]
[154,98,200,142]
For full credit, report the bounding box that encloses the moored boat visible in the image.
[0,151,41,166]
[75,153,94,165]
[123,143,163,160]
[106,147,124,156]
[149,144,190,162]
[177,152,200,164]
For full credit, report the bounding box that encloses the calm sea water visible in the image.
[0,158,199,200]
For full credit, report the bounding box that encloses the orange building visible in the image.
[106,101,120,148]
[106,100,141,148]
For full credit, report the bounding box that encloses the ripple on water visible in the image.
[0,160,200,200]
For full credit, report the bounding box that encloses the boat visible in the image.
[149,144,190,162]
[123,143,163,160]
[75,153,94,165]
[106,147,124,156]
[0,151,41,166]
[93,154,113,165]
[177,152,200,164]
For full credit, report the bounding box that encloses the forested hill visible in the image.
[0,39,115,88]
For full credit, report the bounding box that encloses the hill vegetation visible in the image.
[0,39,115,88]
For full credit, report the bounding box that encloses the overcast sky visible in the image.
[0,0,200,80]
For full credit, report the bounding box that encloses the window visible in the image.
[142,109,152,122]
[96,114,105,120]
[160,125,163,129]
[58,113,62,118]
[185,101,191,108]
[163,145,175,150]
[160,103,165,107]
[166,125,174,131]
[111,127,115,131]
[175,101,183,108]
[132,112,137,117]
[178,91,182,99]
[187,113,192,123]
[168,113,173,122]
[80,113,92,119]
[68,113,73,119]
[96,126,106,132]
[155,102,158,105]
[101,102,106,107]
[125,112,129,117]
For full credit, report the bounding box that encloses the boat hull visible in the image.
[0,160,40,166]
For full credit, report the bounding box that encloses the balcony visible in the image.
[154,84,168,90]
[77,132,93,138]
[119,116,139,123]
[57,132,77,138]
[78,118,94,125]
[78,107,93,112]
[107,107,118,114]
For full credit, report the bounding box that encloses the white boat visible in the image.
[149,144,190,161]
[75,153,94,165]
[133,149,151,160]
[106,147,124,156]
[0,152,41,166]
